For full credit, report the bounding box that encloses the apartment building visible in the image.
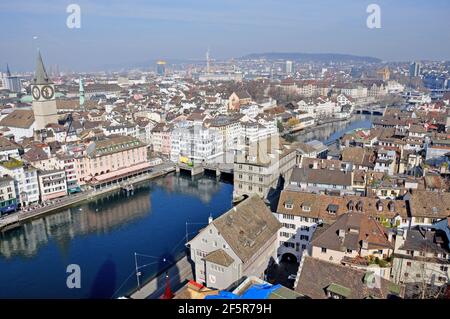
[391,227,449,288]
[37,169,68,201]
[170,123,224,164]
[274,190,409,263]
[0,175,17,215]
[0,158,39,206]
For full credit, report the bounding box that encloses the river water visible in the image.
[294,114,374,145]
[0,174,233,298]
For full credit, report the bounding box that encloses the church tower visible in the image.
[31,51,59,130]
[79,77,85,112]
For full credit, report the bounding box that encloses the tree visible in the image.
[287,118,300,127]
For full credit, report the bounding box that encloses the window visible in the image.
[440,266,448,272]
[406,262,412,267]
[321,247,327,253]
[404,273,409,278]
[280,232,292,238]
[347,249,353,253]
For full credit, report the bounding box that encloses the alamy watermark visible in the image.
[66,4,81,29]
[366,4,381,29]
[66,264,81,289]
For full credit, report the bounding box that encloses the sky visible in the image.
[1,0,449,72]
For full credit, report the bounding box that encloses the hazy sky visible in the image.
[1,0,449,72]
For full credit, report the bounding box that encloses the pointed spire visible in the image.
[6,64,11,77]
[34,50,51,84]
[79,78,85,109]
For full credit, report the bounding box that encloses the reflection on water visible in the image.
[0,173,233,298]
[0,187,152,259]
[294,114,374,144]
[153,173,224,204]
[0,174,227,259]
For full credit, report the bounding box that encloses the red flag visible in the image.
[162,272,174,299]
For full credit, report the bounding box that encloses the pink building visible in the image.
[151,123,172,156]
[75,135,150,188]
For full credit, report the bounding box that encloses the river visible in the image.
[293,114,375,145]
[0,174,233,298]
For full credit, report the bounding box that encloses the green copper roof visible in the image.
[327,283,351,298]
[388,282,401,295]
[20,95,33,103]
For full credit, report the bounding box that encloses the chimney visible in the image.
[362,240,369,250]
[388,231,393,242]
[338,229,346,239]
[313,161,318,169]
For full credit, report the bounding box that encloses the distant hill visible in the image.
[241,52,381,63]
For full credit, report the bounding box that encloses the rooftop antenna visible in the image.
[206,47,210,74]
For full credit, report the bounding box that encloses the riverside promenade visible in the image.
[0,162,175,231]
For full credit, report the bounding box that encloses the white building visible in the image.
[0,158,40,206]
[170,123,224,164]
[341,85,368,100]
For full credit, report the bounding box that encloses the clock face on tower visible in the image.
[32,86,41,100]
[41,85,54,100]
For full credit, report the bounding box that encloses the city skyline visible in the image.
[1,0,449,72]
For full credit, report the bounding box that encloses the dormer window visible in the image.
[376,200,383,212]
[285,200,293,210]
[302,202,311,212]
[326,283,351,299]
[388,201,395,212]
[327,204,339,215]
[347,200,354,211]
[356,201,364,212]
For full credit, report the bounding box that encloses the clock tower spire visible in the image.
[31,50,59,130]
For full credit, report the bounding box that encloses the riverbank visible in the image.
[0,163,176,231]
[283,115,351,136]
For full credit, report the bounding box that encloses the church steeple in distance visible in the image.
[31,50,59,130]
[79,78,85,111]
[6,64,11,77]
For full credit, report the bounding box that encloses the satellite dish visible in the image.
[86,142,96,156]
